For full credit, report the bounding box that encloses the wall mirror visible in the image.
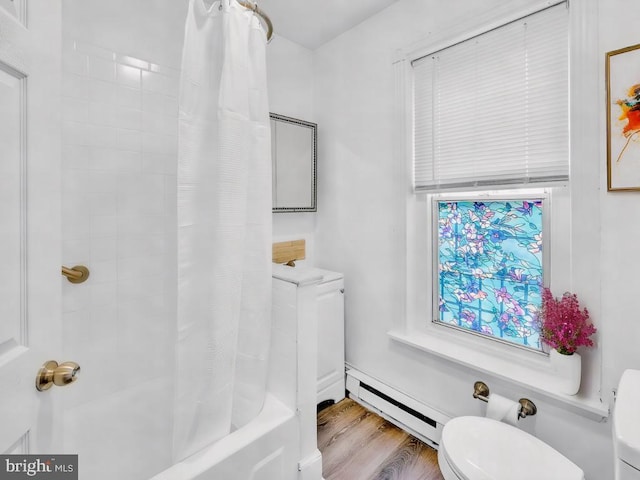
[271,113,317,212]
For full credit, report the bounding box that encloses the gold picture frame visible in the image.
[606,43,640,191]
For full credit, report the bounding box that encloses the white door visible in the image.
[0,0,63,455]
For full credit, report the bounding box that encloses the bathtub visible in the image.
[151,269,325,480]
[151,394,299,480]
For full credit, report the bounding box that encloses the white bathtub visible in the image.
[151,270,325,480]
[151,394,299,480]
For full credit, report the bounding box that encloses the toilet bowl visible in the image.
[613,369,640,479]
[438,416,584,480]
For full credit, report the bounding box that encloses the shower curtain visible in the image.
[174,0,272,461]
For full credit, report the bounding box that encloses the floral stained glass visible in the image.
[436,200,544,351]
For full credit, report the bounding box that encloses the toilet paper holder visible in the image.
[473,381,537,419]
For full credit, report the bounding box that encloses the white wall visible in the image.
[599,0,640,406]
[267,35,318,265]
[312,0,631,478]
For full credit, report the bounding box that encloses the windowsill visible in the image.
[388,328,609,421]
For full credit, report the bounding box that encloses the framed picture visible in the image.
[606,43,640,191]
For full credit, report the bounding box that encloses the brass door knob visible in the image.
[36,360,81,391]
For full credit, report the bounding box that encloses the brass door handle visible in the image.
[36,360,81,391]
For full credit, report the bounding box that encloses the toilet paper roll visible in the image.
[486,393,520,426]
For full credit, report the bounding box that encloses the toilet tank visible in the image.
[614,369,640,479]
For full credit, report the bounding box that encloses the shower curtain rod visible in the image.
[237,0,273,41]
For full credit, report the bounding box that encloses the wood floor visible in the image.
[317,398,445,480]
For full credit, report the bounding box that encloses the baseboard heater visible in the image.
[345,369,449,450]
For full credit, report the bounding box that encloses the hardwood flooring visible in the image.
[317,398,445,480]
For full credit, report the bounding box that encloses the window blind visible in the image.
[412,3,568,192]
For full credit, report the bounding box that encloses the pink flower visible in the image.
[472,290,488,300]
[495,287,511,303]
[535,287,597,355]
[454,288,473,303]
[480,325,494,336]
[528,234,543,254]
[463,223,477,240]
[506,304,525,316]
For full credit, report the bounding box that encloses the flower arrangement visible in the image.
[537,287,597,355]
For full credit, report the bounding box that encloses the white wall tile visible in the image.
[62,145,90,170]
[142,152,166,174]
[90,148,121,171]
[142,111,177,136]
[163,95,178,117]
[87,124,118,148]
[63,238,91,263]
[62,281,91,313]
[91,149,142,172]
[117,275,163,304]
[89,260,117,284]
[118,214,164,236]
[62,73,89,99]
[117,64,142,88]
[60,305,119,409]
[88,56,116,81]
[143,152,175,175]
[117,256,165,280]
[89,192,117,216]
[117,55,150,71]
[88,78,117,104]
[142,133,177,155]
[74,41,114,61]
[63,169,90,194]
[142,90,165,115]
[62,51,89,76]
[90,215,117,237]
[90,282,117,307]
[116,106,142,130]
[117,188,165,217]
[63,97,89,122]
[88,171,118,194]
[61,193,91,240]
[116,85,141,109]
[61,309,88,353]
[88,101,117,127]
[164,175,177,215]
[141,70,177,95]
[62,120,90,146]
[112,150,142,172]
[116,129,142,152]
[61,33,179,476]
[90,236,118,262]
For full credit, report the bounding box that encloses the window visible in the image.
[412,2,569,192]
[410,3,568,351]
[396,0,604,411]
[435,197,545,351]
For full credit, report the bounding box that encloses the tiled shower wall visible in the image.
[60,37,178,479]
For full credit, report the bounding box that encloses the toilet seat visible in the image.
[439,416,584,480]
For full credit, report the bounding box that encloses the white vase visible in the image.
[550,349,582,395]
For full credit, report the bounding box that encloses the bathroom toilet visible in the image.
[439,369,640,480]
[437,416,584,480]
[613,369,640,479]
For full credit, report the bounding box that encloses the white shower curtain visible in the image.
[174,0,272,461]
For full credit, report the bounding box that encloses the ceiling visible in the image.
[260,0,400,50]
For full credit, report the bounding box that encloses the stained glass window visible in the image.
[435,199,545,351]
